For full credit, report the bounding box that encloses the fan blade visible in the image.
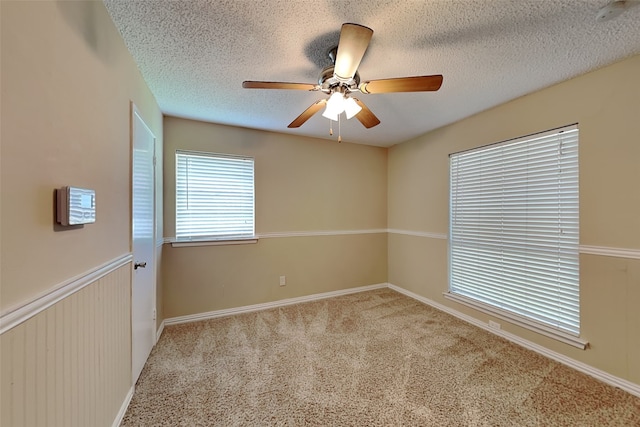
[243,81,318,91]
[359,75,443,94]
[333,23,373,81]
[352,98,380,128]
[288,99,327,128]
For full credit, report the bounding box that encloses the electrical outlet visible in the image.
[279,276,286,286]
[488,320,501,330]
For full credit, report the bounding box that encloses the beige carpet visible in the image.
[122,288,640,426]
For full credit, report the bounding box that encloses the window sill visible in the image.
[443,292,589,350]
[169,237,259,247]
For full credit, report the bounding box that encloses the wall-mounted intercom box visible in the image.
[56,186,96,226]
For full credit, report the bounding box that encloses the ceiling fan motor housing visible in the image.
[318,65,360,94]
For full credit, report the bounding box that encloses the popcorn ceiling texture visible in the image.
[121,288,640,426]
[104,0,640,146]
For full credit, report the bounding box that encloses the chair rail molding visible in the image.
[0,253,133,334]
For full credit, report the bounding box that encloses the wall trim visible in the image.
[387,229,448,239]
[155,281,640,398]
[443,291,588,349]
[388,283,640,399]
[156,320,165,343]
[579,245,640,260]
[386,230,640,260]
[112,385,135,427]
[163,229,387,242]
[171,237,258,247]
[0,253,133,335]
[164,283,388,326]
[162,231,640,261]
[258,229,387,239]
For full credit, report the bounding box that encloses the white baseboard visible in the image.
[388,283,640,399]
[112,385,134,427]
[164,283,388,326]
[159,281,640,398]
[156,320,165,343]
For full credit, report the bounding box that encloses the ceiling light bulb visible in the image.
[343,97,362,119]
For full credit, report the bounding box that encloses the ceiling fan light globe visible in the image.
[325,92,346,115]
[322,108,339,121]
[344,97,362,119]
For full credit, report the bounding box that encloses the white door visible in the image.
[131,104,156,383]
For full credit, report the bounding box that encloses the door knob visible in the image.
[134,262,147,270]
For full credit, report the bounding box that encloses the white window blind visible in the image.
[176,151,254,240]
[449,125,579,336]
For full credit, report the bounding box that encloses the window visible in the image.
[176,150,254,240]
[447,125,582,346]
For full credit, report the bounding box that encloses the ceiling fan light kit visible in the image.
[242,23,444,141]
[321,91,362,121]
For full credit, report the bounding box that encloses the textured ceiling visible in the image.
[103,0,640,147]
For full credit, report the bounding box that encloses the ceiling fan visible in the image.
[242,23,443,134]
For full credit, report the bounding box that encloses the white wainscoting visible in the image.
[0,257,132,427]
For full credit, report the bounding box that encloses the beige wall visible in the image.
[1,0,162,311]
[1,1,162,425]
[388,55,640,384]
[162,117,388,317]
[163,234,387,317]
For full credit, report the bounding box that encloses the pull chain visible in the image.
[327,116,342,142]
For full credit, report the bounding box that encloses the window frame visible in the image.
[173,150,257,247]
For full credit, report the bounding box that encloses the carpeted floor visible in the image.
[122,288,640,426]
